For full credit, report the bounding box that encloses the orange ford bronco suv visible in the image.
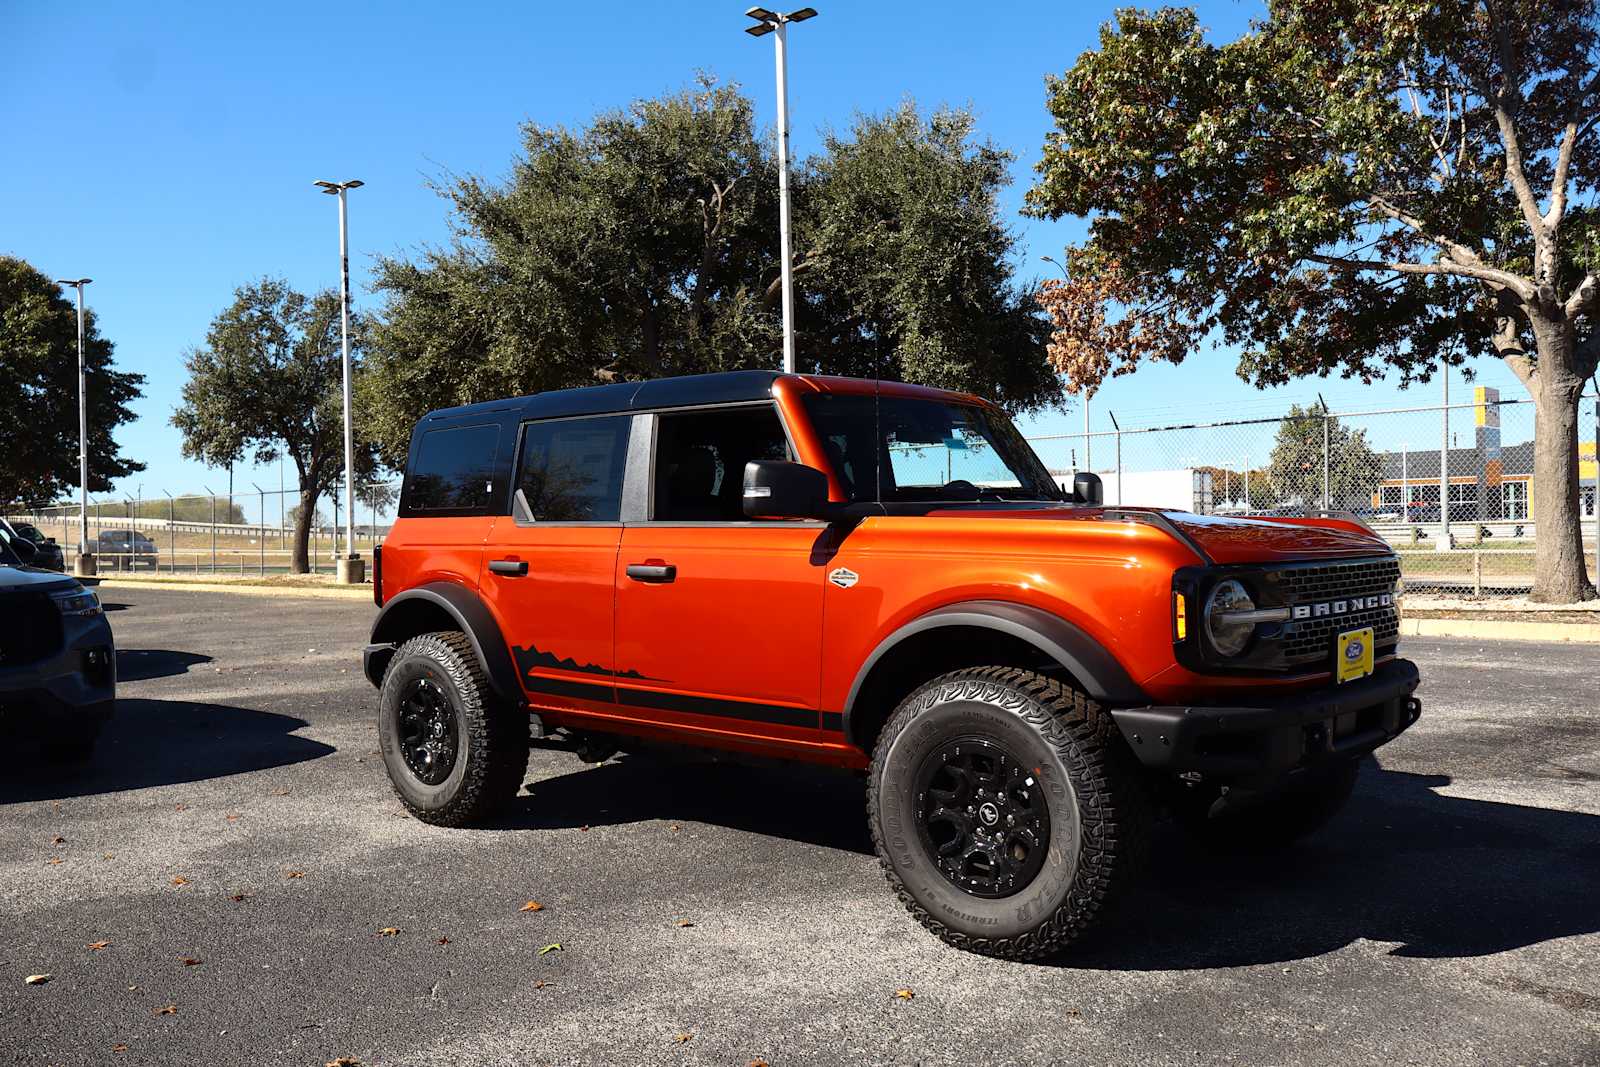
[365,371,1420,959]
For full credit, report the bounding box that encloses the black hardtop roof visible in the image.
[420,370,785,426]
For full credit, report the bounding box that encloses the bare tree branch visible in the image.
[1565,273,1599,318]
[1483,0,1551,238]
[1305,251,1534,299]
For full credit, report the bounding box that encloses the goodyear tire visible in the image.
[378,631,528,827]
[868,667,1150,960]
[1170,757,1361,851]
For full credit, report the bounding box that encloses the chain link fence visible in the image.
[1027,388,1600,598]
[7,390,1598,597]
[4,479,404,577]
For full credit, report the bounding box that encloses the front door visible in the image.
[613,403,828,744]
[478,413,632,711]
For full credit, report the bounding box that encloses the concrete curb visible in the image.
[1400,616,1600,643]
[94,577,373,601]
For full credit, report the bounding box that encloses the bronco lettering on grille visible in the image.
[1291,592,1393,620]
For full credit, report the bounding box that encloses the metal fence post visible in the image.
[1321,399,1331,512]
[1473,551,1482,596]
[1109,412,1123,505]
[256,484,266,576]
[164,492,174,574]
[210,495,217,573]
[1440,359,1452,549]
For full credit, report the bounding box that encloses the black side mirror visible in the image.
[743,460,832,520]
[10,537,37,563]
[1074,472,1104,506]
[45,537,56,544]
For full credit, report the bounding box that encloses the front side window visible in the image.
[402,423,501,514]
[514,415,630,522]
[801,393,1062,504]
[652,405,792,521]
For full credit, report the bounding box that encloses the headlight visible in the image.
[50,588,102,617]
[1204,579,1256,656]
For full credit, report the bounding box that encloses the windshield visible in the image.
[801,393,1064,504]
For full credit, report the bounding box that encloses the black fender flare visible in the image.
[364,582,521,703]
[841,600,1147,747]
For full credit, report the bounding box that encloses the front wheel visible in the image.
[378,631,528,827]
[868,667,1150,960]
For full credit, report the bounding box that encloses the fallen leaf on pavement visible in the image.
[675,919,695,928]
[170,876,190,887]
[436,937,450,945]
[271,789,290,797]
[226,814,240,823]
[87,941,111,951]
[537,943,561,955]
[103,853,114,860]
[112,1043,128,1053]
[179,957,203,966]
[674,1032,693,1044]
[326,1057,360,1067]
[669,824,681,832]
[533,979,549,989]
[520,901,544,912]
[24,974,50,985]
[748,1061,770,1067]
[894,988,915,1000]
[51,835,66,845]
[377,927,400,937]
[285,870,305,879]
[153,1004,177,1016]
[228,893,252,903]
[47,858,62,866]
[174,804,188,812]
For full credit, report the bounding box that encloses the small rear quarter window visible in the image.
[402,424,502,515]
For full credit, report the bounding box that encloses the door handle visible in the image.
[488,559,528,577]
[626,562,676,583]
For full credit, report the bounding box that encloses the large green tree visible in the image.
[361,79,1058,466]
[173,278,379,573]
[1027,1,1600,602]
[0,257,145,505]
[1265,406,1385,510]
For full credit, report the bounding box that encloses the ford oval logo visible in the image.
[1345,639,1365,660]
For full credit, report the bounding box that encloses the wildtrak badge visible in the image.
[1291,593,1394,620]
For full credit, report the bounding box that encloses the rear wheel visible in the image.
[1170,757,1361,851]
[378,631,528,827]
[868,666,1150,960]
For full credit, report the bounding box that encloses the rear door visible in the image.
[478,413,633,711]
[612,403,829,745]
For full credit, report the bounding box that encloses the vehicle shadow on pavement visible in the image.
[496,754,874,854]
[0,698,335,804]
[1067,763,1600,969]
[116,648,213,681]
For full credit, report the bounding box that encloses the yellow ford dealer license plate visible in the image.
[1336,627,1375,684]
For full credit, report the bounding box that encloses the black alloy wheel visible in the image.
[397,676,459,785]
[914,737,1051,898]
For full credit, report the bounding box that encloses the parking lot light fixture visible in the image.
[313,179,365,584]
[54,277,94,576]
[743,7,818,374]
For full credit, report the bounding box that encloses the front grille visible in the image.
[0,593,61,666]
[1269,557,1401,667]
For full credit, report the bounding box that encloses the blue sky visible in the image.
[1,0,1536,504]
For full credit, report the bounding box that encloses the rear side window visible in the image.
[402,424,501,515]
[514,415,630,522]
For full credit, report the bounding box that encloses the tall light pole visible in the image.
[745,6,817,375]
[55,277,94,575]
[313,178,364,583]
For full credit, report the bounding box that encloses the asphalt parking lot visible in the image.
[2,586,1598,1066]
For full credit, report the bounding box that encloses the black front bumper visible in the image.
[0,614,117,742]
[1110,658,1421,783]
